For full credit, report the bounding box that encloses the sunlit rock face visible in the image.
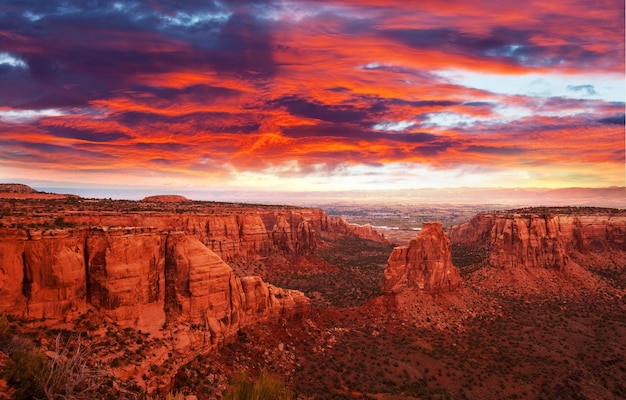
[487,215,568,271]
[60,209,387,262]
[0,229,91,319]
[86,227,167,325]
[382,222,461,294]
[0,228,309,336]
[448,210,626,271]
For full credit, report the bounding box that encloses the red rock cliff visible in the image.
[448,209,626,270]
[164,233,308,346]
[382,222,460,294]
[60,208,387,261]
[0,227,309,333]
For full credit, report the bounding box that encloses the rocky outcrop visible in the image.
[327,217,388,242]
[448,208,626,271]
[382,222,460,294]
[0,228,309,333]
[0,183,38,193]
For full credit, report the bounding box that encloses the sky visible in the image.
[0,0,624,199]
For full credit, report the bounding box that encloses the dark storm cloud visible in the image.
[412,141,456,157]
[273,96,373,124]
[598,114,625,125]
[381,26,607,67]
[118,111,261,134]
[43,126,131,142]
[389,99,460,108]
[133,142,190,152]
[0,0,276,111]
[273,95,463,129]
[144,84,244,102]
[465,145,527,156]
[326,87,351,93]
[382,27,529,53]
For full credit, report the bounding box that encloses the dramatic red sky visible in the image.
[0,0,624,198]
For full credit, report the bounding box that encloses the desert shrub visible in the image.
[224,370,292,400]
[4,348,49,399]
[3,334,102,400]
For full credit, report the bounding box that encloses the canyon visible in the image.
[0,193,389,327]
[0,186,625,399]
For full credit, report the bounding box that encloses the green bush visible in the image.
[224,370,292,400]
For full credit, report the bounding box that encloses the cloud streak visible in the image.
[0,0,623,192]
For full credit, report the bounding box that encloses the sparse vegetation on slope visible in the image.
[224,370,293,400]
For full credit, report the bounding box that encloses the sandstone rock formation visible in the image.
[448,208,626,271]
[382,222,460,294]
[86,227,167,325]
[489,214,568,271]
[164,234,308,345]
[0,228,309,335]
[58,208,387,262]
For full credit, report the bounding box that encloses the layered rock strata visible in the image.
[448,209,626,271]
[382,222,461,294]
[58,209,387,261]
[0,228,309,337]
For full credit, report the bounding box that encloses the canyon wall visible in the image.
[59,208,387,262]
[448,209,626,270]
[0,227,309,337]
[382,222,461,294]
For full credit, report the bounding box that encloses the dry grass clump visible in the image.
[224,370,293,400]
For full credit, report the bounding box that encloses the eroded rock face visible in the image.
[489,214,568,271]
[382,222,460,294]
[448,210,626,271]
[0,228,309,335]
[165,233,241,343]
[0,229,88,319]
[25,233,87,319]
[86,227,167,325]
[60,208,387,261]
[165,234,309,345]
[0,229,29,315]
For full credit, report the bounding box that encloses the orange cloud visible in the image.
[0,0,623,191]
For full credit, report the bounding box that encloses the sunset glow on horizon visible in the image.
[1,0,624,196]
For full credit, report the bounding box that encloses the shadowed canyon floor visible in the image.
[0,185,625,399]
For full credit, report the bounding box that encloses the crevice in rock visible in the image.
[21,250,32,301]
[83,236,91,306]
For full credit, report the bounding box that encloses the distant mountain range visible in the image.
[3,183,625,208]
